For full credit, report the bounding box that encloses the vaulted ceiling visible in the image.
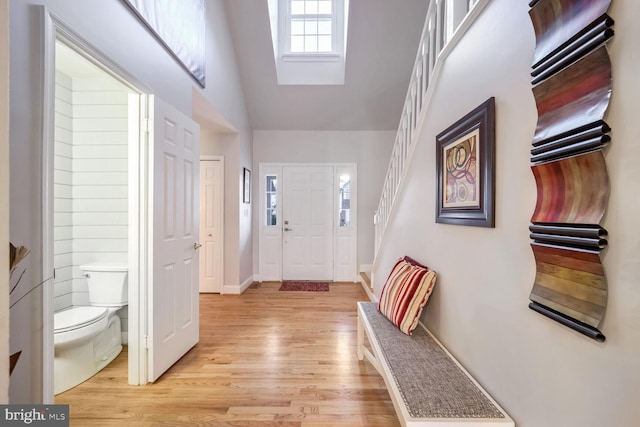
[223,0,430,131]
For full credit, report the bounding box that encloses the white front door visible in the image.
[199,159,223,293]
[149,96,200,382]
[282,166,334,280]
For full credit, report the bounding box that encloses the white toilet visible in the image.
[54,262,128,395]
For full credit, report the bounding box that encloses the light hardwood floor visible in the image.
[56,282,400,426]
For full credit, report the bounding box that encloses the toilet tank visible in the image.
[79,262,128,307]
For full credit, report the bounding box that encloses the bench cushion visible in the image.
[360,302,506,419]
[378,258,437,335]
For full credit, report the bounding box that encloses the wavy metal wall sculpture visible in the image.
[527,0,614,341]
[531,151,610,225]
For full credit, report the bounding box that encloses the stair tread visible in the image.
[359,271,371,287]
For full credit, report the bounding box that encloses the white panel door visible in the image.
[199,160,223,293]
[282,166,333,280]
[149,96,200,382]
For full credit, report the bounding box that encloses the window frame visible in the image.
[288,0,334,54]
[265,174,278,227]
[338,174,351,227]
[280,0,344,61]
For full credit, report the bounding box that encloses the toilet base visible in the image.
[54,314,123,395]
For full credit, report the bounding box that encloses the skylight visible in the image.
[267,0,349,85]
[290,0,333,53]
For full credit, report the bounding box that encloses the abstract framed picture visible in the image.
[436,97,495,227]
[123,0,206,87]
[243,168,251,204]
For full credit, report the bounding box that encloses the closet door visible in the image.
[199,159,223,293]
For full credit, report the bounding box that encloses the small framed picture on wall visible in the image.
[243,168,251,204]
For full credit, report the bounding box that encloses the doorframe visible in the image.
[0,0,8,402]
[258,162,357,282]
[199,155,225,293]
[41,7,151,400]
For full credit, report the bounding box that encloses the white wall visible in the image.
[0,0,9,404]
[372,0,640,426]
[9,0,251,402]
[200,0,254,289]
[253,130,395,273]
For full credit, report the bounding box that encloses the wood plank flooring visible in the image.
[56,282,400,426]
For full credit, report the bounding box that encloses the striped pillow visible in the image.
[378,257,437,335]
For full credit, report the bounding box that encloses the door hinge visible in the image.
[145,118,153,133]
[144,335,152,349]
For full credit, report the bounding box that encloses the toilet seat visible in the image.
[55,306,108,333]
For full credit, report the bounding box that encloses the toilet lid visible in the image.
[54,307,108,333]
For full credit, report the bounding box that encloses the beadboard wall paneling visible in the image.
[73,131,128,145]
[53,70,73,312]
[72,212,128,226]
[52,71,130,338]
[71,76,129,310]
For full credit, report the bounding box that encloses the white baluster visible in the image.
[404,113,411,150]
[436,0,446,54]
[411,82,417,132]
[374,0,486,258]
[429,15,437,74]
[416,60,423,115]
[422,36,429,105]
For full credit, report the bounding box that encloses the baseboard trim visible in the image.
[359,279,377,302]
[239,276,254,293]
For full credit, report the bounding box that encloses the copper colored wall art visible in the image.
[527,0,614,341]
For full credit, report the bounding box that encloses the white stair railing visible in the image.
[374,0,490,256]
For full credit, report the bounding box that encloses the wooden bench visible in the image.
[357,302,514,426]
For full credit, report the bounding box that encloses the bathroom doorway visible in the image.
[42,10,202,403]
[49,38,140,395]
[53,39,136,339]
